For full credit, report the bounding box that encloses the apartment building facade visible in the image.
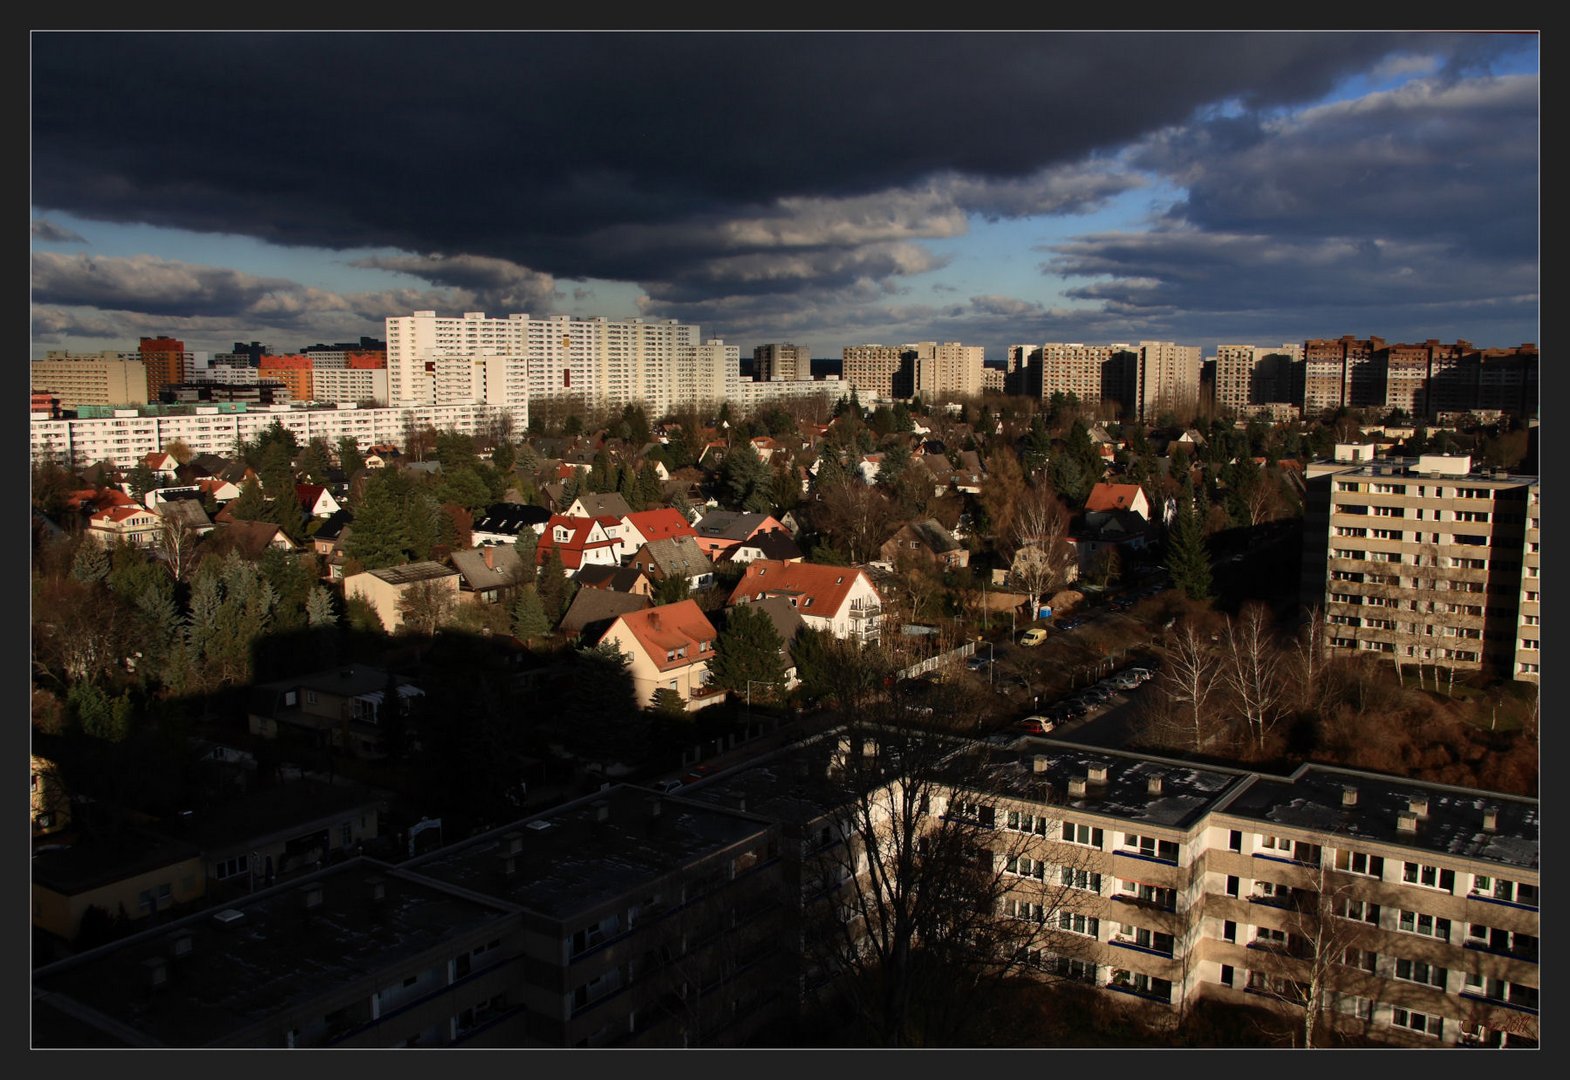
[1302,451,1538,683]
[30,353,149,409]
[753,343,813,382]
[1214,344,1303,416]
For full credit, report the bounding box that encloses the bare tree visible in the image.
[1221,602,1286,752]
[815,480,897,564]
[1150,620,1222,753]
[1292,605,1329,714]
[157,511,202,583]
[1007,480,1077,618]
[396,580,455,635]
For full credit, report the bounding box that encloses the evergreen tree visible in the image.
[297,438,333,485]
[537,548,572,621]
[306,586,338,628]
[258,439,296,501]
[336,436,365,479]
[654,573,692,606]
[1168,480,1213,601]
[709,604,786,700]
[127,462,159,500]
[70,541,110,584]
[227,476,269,522]
[511,585,552,643]
[636,462,665,509]
[721,440,770,511]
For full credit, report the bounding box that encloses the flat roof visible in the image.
[32,859,517,1047]
[1218,764,1538,872]
[405,784,770,919]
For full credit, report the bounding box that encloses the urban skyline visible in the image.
[31,32,1539,362]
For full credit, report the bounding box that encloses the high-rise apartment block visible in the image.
[753,343,812,382]
[1302,451,1539,683]
[1020,341,1199,422]
[30,352,148,409]
[138,336,192,401]
[1296,338,1537,421]
[1214,344,1304,415]
[384,311,761,422]
[841,341,984,401]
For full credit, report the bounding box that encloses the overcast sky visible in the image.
[30,31,1539,363]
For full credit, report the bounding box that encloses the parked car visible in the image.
[1019,628,1049,647]
[1015,715,1057,735]
[1110,672,1143,691]
[681,763,720,785]
[1126,667,1154,683]
[651,778,684,794]
[966,655,995,672]
[1082,686,1112,705]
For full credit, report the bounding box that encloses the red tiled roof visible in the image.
[91,504,157,524]
[604,599,717,673]
[727,560,867,618]
[1085,483,1144,513]
[536,514,619,569]
[625,508,696,542]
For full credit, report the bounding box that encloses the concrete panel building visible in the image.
[1301,451,1538,683]
[30,353,148,409]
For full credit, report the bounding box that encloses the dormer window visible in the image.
[836,576,844,584]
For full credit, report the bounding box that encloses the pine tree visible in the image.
[306,586,338,627]
[227,476,268,522]
[1168,480,1213,601]
[709,604,787,700]
[70,541,110,583]
[511,585,552,643]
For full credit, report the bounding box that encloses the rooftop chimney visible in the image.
[646,795,663,820]
[1342,786,1359,808]
[496,853,518,877]
[169,931,194,962]
[1068,777,1088,798]
[364,875,387,904]
[861,738,877,758]
[300,882,324,912]
[483,546,495,569]
[593,800,611,823]
[1147,775,1164,796]
[1032,755,1049,774]
[1409,793,1429,818]
[1397,811,1418,833]
[1482,807,1499,833]
[1087,763,1109,784]
[502,831,524,857]
[143,956,169,991]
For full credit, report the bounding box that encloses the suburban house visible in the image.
[627,535,715,591]
[295,484,342,519]
[558,587,652,643]
[139,451,181,482]
[344,562,461,632]
[619,507,697,552]
[564,492,633,521]
[153,495,215,536]
[31,754,70,837]
[534,515,622,574]
[248,664,423,758]
[727,560,884,643]
[450,545,529,607]
[195,476,242,504]
[691,510,786,560]
[723,529,805,565]
[1068,510,1150,577]
[1084,482,1152,521]
[574,564,656,597]
[31,829,206,942]
[879,519,968,572]
[596,600,724,711]
[744,596,807,690]
[471,502,551,547]
[204,519,300,559]
[85,504,163,548]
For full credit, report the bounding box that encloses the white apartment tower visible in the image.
[384,311,744,422]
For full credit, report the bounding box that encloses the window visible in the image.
[1006,899,1046,922]
[1252,927,1287,947]
[1124,833,1178,863]
[1397,910,1450,941]
[1117,880,1176,910]
[1052,955,1096,983]
[214,854,249,880]
[1222,920,1236,942]
[1394,958,1446,988]
[1341,947,1377,973]
[1401,862,1454,892]
[1341,898,1379,924]
[1006,856,1047,880]
[1059,911,1098,937]
[1225,875,1239,897]
[1391,1008,1443,1038]
[1007,811,1052,835]
[1061,867,1101,892]
[1228,830,1242,852]
[1062,821,1103,848]
[1109,970,1172,1002]
[1469,875,1537,907]
[1348,996,1375,1021]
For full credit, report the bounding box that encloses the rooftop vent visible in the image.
[646,795,663,819]
[1147,775,1164,796]
[525,819,554,831]
[593,800,611,823]
[1341,786,1359,808]
[300,882,324,911]
[1087,763,1109,784]
[1482,807,1499,833]
[1397,811,1418,834]
[364,875,387,904]
[211,908,246,930]
[169,931,194,961]
[1409,794,1429,818]
[143,956,169,990]
[1032,755,1050,774]
[1067,777,1088,798]
[838,736,853,758]
[861,738,878,758]
[502,831,524,856]
[496,853,518,878]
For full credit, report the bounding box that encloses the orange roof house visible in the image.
[621,508,698,551]
[1084,482,1151,521]
[596,600,723,710]
[727,560,883,643]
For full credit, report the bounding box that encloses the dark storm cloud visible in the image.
[31,31,1445,284]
